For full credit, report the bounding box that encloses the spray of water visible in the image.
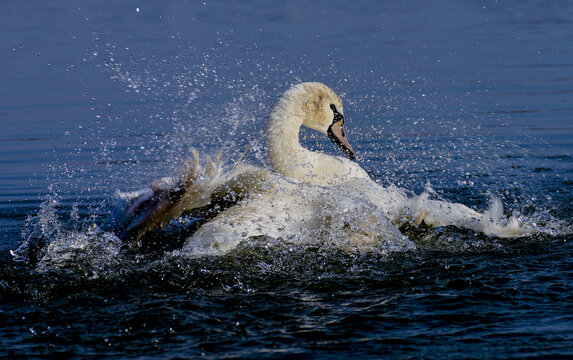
[12,37,570,283]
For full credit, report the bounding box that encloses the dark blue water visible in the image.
[1,1,572,358]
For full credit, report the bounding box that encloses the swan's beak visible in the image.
[328,120,356,160]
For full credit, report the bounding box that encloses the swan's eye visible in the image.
[329,104,344,124]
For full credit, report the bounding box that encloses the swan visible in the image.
[112,82,535,256]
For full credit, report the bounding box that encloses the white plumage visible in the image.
[113,82,536,256]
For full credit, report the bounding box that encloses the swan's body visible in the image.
[113,82,536,256]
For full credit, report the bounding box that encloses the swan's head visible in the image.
[274,82,356,160]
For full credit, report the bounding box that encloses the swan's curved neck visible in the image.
[266,103,309,177]
[265,83,369,185]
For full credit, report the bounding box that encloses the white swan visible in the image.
[113,82,536,256]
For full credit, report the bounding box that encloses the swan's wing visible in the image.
[111,150,269,244]
[110,149,208,242]
[111,177,190,243]
[185,164,270,219]
[350,179,536,238]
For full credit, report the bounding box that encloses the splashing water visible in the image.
[12,140,568,277]
[8,37,569,276]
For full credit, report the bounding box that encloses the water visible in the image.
[1,0,572,358]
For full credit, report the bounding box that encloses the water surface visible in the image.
[1,1,572,358]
